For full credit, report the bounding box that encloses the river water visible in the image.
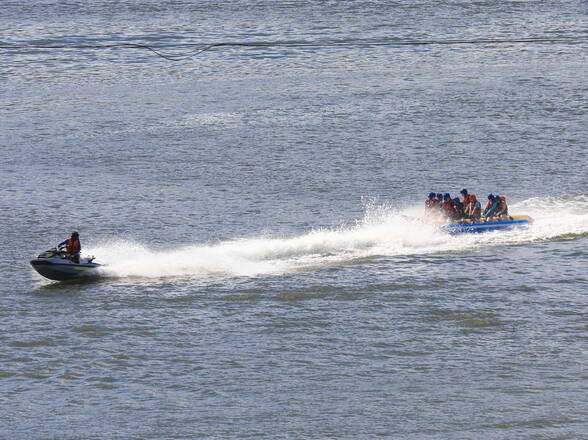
[1,1,587,439]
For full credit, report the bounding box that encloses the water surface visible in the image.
[1,1,587,438]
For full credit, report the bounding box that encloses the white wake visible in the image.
[86,194,588,280]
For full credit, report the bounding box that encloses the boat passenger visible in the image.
[460,188,479,219]
[465,194,482,221]
[472,197,482,220]
[58,231,81,264]
[482,194,498,219]
[440,193,453,218]
[434,193,443,211]
[424,192,436,214]
[451,197,465,220]
[494,194,509,218]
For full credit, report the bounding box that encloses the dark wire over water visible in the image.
[1,36,588,61]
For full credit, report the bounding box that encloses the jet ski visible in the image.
[30,246,102,281]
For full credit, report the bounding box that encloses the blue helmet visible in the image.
[453,197,461,204]
[443,193,450,200]
[428,192,435,199]
[460,188,468,195]
[436,193,442,199]
[488,193,494,200]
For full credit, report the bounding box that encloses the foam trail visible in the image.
[87,194,588,280]
[89,207,445,279]
[498,194,588,244]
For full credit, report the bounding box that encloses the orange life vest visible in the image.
[462,193,477,204]
[463,194,479,217]
[67,238,80,254]
[440,200,453,215]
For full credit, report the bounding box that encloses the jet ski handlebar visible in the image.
[38,247,69,259]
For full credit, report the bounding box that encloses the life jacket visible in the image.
[440,200,453,216]
[463,193,477,204]
[451,202,465,220]
[495,196,508,214]
[464,195,479,217]
[67,238,80,254]
[425,199,436,210]
[483,200,498,218]
[471,201,482,218]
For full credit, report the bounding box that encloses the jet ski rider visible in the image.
[58,231,81,263]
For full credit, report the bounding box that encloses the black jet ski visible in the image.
[30,246,102,281]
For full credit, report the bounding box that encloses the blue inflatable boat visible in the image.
[439,214,534,234]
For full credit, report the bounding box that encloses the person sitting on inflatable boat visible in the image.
[424,192,437,214]
[451,197,465,220]
[57,231,81,264]
[483,194,509,220]
[483,194,498,218]
[459,189,481,221]
[459,188,475,204]
[425,192,445,217]
[440,193,454,218]
[494,194,509,218]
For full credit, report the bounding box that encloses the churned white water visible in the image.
[89,196,588,280]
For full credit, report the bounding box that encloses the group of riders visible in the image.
[424,189,509,222]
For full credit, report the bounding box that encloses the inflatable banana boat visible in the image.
[435,214,534,234]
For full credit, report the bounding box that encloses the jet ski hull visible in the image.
[30,259,102,281]
[30,247,103,282]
